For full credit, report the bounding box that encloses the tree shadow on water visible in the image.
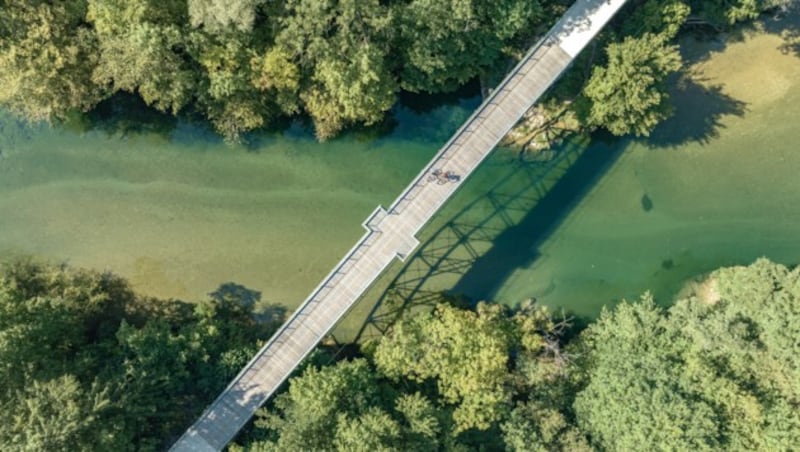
[68,92,180,140]
[762,4,800,57]
[645,76,747,149]
[210,282,261,311]
[397,79,481,115]
[209,282,286,325]
[779,27,800,56]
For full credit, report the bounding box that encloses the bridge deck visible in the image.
[172,0,628,449]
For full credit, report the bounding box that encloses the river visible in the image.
[0,93,465,309]
[1,15,798,337]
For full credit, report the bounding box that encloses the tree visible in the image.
[374,303,523,432]
[0,260,132,393]
[252,359,389,450]
[88,0,196,114]
[333,408,403,452]
[573,296,722,450]
[574,260,800,450]
[398,0,542,93]
[112,320,199,448]
[244,358,452,451]
[622,0,690,39]
[0,1,104,121]
[0,260,280,450]
[275,0,398,139]
[236,260,800,451]
[502,401,591,452]
[191,32,276,142]
[250,46,301,116]
[690,0,787,26]
[583,32,682,136]
[394,392,441,441]
[188,0,264,33]
[0,376,111,451]
[302,44,397,139]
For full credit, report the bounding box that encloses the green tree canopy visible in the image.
[246,260,800,450]
[0,259,279,450]
[690,0,790,26]
[275,0,398,139]
[622,0,691,39]
[398,0,542,93]
[583,32,682,136]
[501,400,592,452]
[188,0,264,33]
[190,31,276,142]
[373,302,551,432]
[574,259,800,450]
[251,359,398,450]
[0,1,103,121]
[88,0,196,114]
[1,375,111,451]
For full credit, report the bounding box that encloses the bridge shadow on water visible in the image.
[352,136,624,342]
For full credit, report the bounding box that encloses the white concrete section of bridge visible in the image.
[553,0,628,57]
[171,0,628,450]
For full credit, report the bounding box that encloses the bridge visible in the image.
[172,0,628,449]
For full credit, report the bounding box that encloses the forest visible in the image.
[1,258,798,450]
[0,0,790,142]
[1,1,798,449]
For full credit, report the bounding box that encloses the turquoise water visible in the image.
[489,25,800,317]
[353,18,800,334]
[1,18,799,337]
[0,93,477,308]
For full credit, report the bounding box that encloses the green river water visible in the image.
[1,17,798,338]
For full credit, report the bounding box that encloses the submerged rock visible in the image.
[641,193,654,212]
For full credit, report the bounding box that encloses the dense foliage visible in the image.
[0,260,280,450]
[0,0,785,141]
[241,259,800,450]
[575,260,800,450]
[582,33,681,136]
[1,257,798,449]
[0,0,538,141]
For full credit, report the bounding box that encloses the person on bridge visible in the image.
[445,171,461,182]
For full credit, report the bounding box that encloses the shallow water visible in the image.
[1,17,799,335]
[351,15,800,336]
[0,95,476,307]
[494,24,800,317]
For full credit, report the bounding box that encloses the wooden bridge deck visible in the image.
[172,0,628,449]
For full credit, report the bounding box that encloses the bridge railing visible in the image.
[386,31,555,233]
[175,222,389,445]
[175,30,564,452]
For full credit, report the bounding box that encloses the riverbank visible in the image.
[471,10,800,314]
[1,9,798,341]
[0,99,474,308]
[503,7,800,154]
